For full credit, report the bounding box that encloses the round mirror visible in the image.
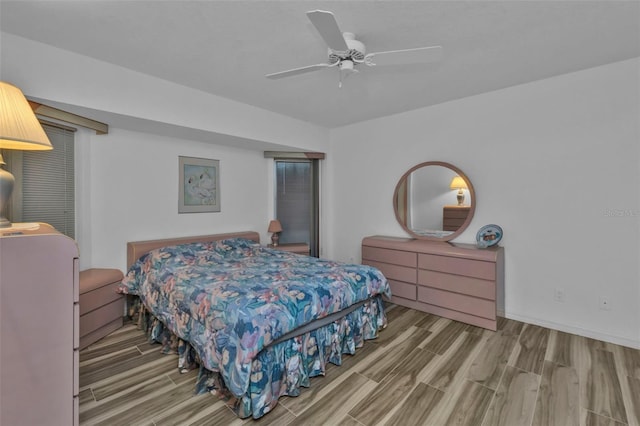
[393,161,476,242]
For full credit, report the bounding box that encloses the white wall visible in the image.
[327,58,640,348]
[75,127,271,273]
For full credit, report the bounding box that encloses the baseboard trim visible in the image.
[504,311,640,349]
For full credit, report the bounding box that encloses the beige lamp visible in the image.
[268,219,283,246]
[449,176,468,206]
[0,81,53,228]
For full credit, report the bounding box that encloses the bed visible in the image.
[118,231,391,419]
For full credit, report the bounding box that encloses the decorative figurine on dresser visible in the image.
[362,161,504,331]
[0,223,80,426]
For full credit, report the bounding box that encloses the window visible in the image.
[3,123,75,238]
[275,159,320,257]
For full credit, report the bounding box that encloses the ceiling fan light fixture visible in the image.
[338,60,358,88]
[339,60,355,72]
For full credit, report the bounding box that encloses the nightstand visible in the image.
[443,205,471,231]
[268,243,310,256]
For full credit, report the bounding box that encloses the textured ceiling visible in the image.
[2,1,639,128]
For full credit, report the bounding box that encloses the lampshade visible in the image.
[0,82,52,150]
[268,220,283,233]
[0,81,53,228]
[449,176,468,190]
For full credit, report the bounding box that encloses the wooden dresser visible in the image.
[442,205,471,231]
[0,223,80,425]
[362,235,504,330]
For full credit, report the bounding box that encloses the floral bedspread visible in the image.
[118,238,391,399]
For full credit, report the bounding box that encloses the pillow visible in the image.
[212,238,260,258]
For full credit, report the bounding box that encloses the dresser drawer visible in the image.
[418,270,495,300]
[80,299,123,337]
[73,396,79,426]
[388,279,417,300]
[363,259,417,283]
[417,286,496,320]
[362,246,417,267]
[443,217,466,231]
[73,349,79,395]
[418,253,495,280]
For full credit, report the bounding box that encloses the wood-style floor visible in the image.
[79,304,640,426]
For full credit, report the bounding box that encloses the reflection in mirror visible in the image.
[393,161,475,242]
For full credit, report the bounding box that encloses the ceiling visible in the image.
[1,1,639,129]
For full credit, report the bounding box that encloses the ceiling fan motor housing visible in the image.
[328,32,366,64]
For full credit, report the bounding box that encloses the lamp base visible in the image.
[457,189,465,206]
[270,233,280,247]
[0,160,16,228]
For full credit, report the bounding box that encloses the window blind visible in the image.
[275,159,319,257]
[20,124,75,238]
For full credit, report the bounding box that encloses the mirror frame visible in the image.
[393,161,476,242]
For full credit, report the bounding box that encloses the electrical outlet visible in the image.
[599,296,612,311]
[554,288,566,303]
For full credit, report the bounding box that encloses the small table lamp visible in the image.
[268,219,283,246]
[0,82,53,228]
[450,176,468,206]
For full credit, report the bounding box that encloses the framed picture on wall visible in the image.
[178,156,220,213]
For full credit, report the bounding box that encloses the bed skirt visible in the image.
[129,295,387,419]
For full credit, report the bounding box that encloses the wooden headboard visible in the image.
[126,231,261,269]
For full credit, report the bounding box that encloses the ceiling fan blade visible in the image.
[365,46,443,67]
[306,10,349,52]
[265,63,332,80]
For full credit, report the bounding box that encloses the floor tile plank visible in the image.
[358,326,432,382]
[467,328,519,390]
[92,380,197,426]
[90,355,177,401]
[289,372,376,426]
[152,393,221,425]
[382,382,444,426]
[80,348,167,387]
[422,320,469,355]
[532,360,579,426]
[438,380,495,426]
[624,375,640,426]
[483,365,539,426]
[186,405,241,426]
[582,409,628,426]
[617,345,640,380]
[80,375,174,424]
[510,324,549,375]
[583,349,628,424]
[546,330,580,367]
[425,332,483,392]
[348,348,437,425]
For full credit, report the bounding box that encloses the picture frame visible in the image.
[178,156,220,213]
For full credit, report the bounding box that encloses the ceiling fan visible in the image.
[266,10,443,87]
